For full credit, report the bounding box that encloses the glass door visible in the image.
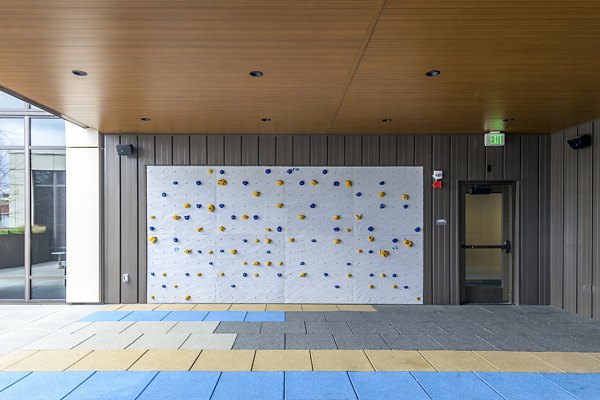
[460,183,513,303]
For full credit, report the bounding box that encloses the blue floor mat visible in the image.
[63,371,157,400]
[120,311,170,321]
[203,311,247,322]
[412,372,505,400]
[137,371,220,400]
[476,372,577,400]
[79,311,132,322]
[540,373,600,399]
[244,312,285,322]
[286,372,357,400]
[211,372,283,400]
[0,372,93,400]
[349,371,430,400]
[161,311,208,321]
[0,372,29,392]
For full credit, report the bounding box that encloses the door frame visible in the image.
[459,181,516,304]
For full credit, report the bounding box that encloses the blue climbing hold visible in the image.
[368,250,374,254]
[185,272,190,276]
[346,263,351,266]
[369,273,374,277]
[334,285,340,289]
[265,169,271,174]
[253,215,259,220]
[379,181,385,185]
[150,272,155,276]
[231,284,236,288]
[287,169,293,174]
[323,273,329,277]
[149,226,155,231]
[299,180,305,186]
[380,204,386,209]
[196,204,202,208]
[219,204,224,208]
[392,238,398,243]
[392,274,397,278]
[322,169,328,174]
[309,203,316,209]
[368,226,374,232]
[219,170,225,174]
[173,181,178,185]
[277,273,282,277]
[196,181,202,186]
[266,250,271,254]
[243,239,248,243]
[243,273,248,277]
[209,262,214,265]
[197,250,202,253]
[300,262,305,266]
[403,285,409,289]
[242,181,249,186]
[403,204,409,209]
[276,226,282,232]
[414,227,421,232]
[161,192,167,197]
[162,284,166,288]
[333,227,340,232]
[333,181,340,186]
[184,215,190,220]
[231,215,236,220]
[219,249,224,253]
[311,239,316,243]
[356,192,362,197]
[173,238,179,242]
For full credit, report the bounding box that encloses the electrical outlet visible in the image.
[122,273,129,283]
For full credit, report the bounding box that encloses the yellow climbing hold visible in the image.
[184,295,191,301]
[150,295,155,299]
[288,237,295,243]
[368,236,375,242]
[265,261,272,266]
[252,191,261,197]
[162,273,167,277]
[402,194,409,200]
[254,239,260,243]
[196,272,202,277]
[297,215,305,220]
[218,226,225,232]
[207,169,214,174]
[219,272,225,276]
[332,215,340,220]
[229,249,237,254]
[241,214,249,220]
[264,238,272,244]
[416,296,421,301]
[254,273,259,277]
[208,250,214,254]
[333,239,341,244]
[310,180,318,186]
[184,249,192,254]
[276,203,284,208]
[264,227,272,232]
[149,215,156,219]
[392,284,398,289]
[196,227,203,232]
[172,215,181,220]
[207,204,215,212]
[278,261,284,266]
[183,203,191,208]
[299,273,307,277]
[368,284,374,289]
[403,239,413,248]
[346,228,352,233]
[217,178,227,186]
[242,261,248,265]
[380,273,386,278]
[148,236,157,244]
[357,249,363,254]
[174,284,178,288]
[346,273,353,278]
[253,261,260,266]
[345,180,352,188]
[379,250,389,258]
[275,180,284,186]
[355,214,362,220]
[377,192,385,198]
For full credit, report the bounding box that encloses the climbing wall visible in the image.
[146,166,423,304]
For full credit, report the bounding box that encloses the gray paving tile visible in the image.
[347,321,398,335]
[434,322,495,336]
[362,312,410,322]
[389,321,446,335]
[285,334,338,350]
[306,321,352,334]
[214,322,262,334]
[179,333,236,350]
[334,334,390,350]
[74,332,143,350]
[381,334,444,350]
[476,334,549,352]
[284,312,326,322]
[400,312,450,322]
[532,335,600,352]
[127,333,191,349]
[260,321,306,334]
[167,321,219,335]
[427,334,496,351]
[323,312,367,321]
[232,333,285,350]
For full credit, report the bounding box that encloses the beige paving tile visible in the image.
[191,350,255,371]
[476,351,561,372]
[167,322,219,335]
[154,304,196,311]
[67,350,146,371]
[336,305,376,312]
[419,351,498,372]
[253,350,312,371]
[129,350,200,371]
[229,304,267,311]
[587,353,600,362]
[101,305,124,311]
[117,304,160,311]
[5,350,92,371]
[532,352,600,373]
[120,321,178,336]
[265,304,303,312]
[365,350,435,371]
[311,350,374,371]
[179,333,236,350]
[0,350,38,370]
[301,304,339,312]
[74,332,143,350]
[192,304,231,311]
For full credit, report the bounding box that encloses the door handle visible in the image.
[462,240,511,254]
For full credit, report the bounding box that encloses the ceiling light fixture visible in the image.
[141,117,152,122]
[503,118,515,123]
[249,71,264,77]
[71,70,88,77]
[261,118,271,122]
[425,70,441,77]
[381,118,392,123]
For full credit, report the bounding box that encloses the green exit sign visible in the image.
[485,131,505,146]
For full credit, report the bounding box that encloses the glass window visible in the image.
[31,150,66,277]
[0,91,26,111]
[31,279,65,299]
[0,118,25,146]
[31,118,66,147]
[0,279,25,299]
[0,150,25,281]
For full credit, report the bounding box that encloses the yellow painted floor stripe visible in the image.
[229,304,267,311]
[101,303,376,312]
[5,350,600,372]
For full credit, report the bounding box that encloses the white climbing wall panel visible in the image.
[147,166,423,304]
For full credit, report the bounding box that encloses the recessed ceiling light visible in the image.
[141,117,151,122]
[381,118,392,123]
[249,71,264,77]
[503,117,515,123]
[71,70,88,77]
[425,70,441,77]
[261,117,271,122]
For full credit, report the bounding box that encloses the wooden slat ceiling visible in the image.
[1,0,599,134]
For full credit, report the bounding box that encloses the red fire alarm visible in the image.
[432,181,442,189]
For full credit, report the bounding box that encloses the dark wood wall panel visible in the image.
[485,146,504,181]
[562,128,579,313]
[577,123,593,318]
[538,135,551,305]
[550,131,565,308]
[594,121,600,320]
[103,133,549,307]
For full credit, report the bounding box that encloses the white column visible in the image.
[65,123,101,303]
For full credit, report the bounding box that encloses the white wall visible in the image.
[65,123,101,303]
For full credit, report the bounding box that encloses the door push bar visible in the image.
[461,240,511,254]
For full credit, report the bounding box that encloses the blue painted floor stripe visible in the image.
[137,371,220,400]
[541,373,600,399]
[79,311,132,322]
[476,372,577,400]
[244,311,285,322]
[286,371,357,400]
[0,372,29,392]
[0,372,93,400]
[349,371,431,400]
[63,371,158,400]
[203,311,247,322]
[211,372,284,400]
[412,371,505,400]
[120,311,170,321]
[161,311,209,321]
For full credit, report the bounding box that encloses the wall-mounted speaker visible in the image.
[567,134,591,150]
[116,144,135,156]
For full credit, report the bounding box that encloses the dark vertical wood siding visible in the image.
[103,133,550,307]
